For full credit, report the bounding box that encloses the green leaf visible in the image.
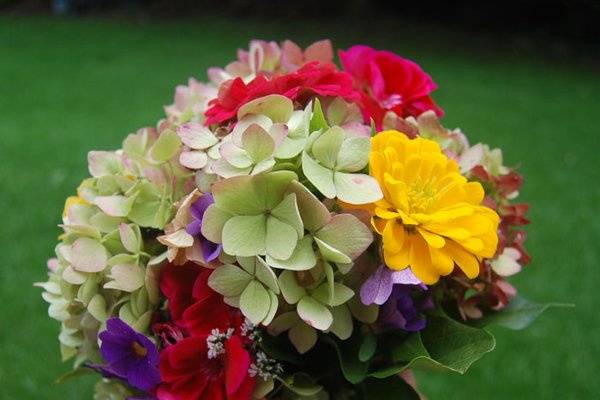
[208,264,253,297]
[472,296,574,330]
[240,280,271,324]
[289,321,318,354]
[310,98,329,132]
[324,331,369,384]
[311,126,345,169]
[297,296,333,331]
[359,333,377,362]
[261,327,305,364]
[283,372,324,396]
[371,315,496,378]
[222,214,267,256]
[151,129,181,162]
[360,377,419,400]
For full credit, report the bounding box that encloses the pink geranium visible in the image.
[339,45,443,127]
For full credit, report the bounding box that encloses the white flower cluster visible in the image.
[248,351,284,381]
[206,328,234,359]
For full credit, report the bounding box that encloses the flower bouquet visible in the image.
[38,40,551,399]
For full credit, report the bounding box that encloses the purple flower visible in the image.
[96,318,160,392]
[379,285,433,332]
[186,193,221,262]
[360,265,422,305]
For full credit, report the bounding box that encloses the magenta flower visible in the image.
[186,193,221,262]
[96,318,160,392]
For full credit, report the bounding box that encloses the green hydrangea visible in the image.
[37,124,189,366]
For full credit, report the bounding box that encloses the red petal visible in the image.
[224,335,252,396]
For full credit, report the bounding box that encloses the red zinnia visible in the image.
[204,61,361,125]
[339,45,443,127]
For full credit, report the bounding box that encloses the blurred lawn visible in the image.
[1,15,598,399]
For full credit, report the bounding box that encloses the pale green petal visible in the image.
[266,216,297,260]
[70,237,108,273]
[220,142,253,168]
[104,263,145,292]
[314,214,373,260]
[333,172,383,205]
[200,204,232,243]
[242,124,275,163]
[297,296,333,331]
[311,126,345,169]
[212,175,264,215]
[208,264,253,297]
[329,305,353,340]
[255,257,280,294]
[268,312,301,335]
[336,137,370,172]
[263,290,279,325]
[314,237,352,264]
[278,270,306,304]
[266,235,317,271]
[240,280,271,325]
[271,193,303,238]
[289,321,318,354]
[150,129,181,162]
[237,94,294,123]
[301,152,335,199]
[286,181,330,232]
[212,158,252,178]
[222,214,267,256]
[94,195,136,217]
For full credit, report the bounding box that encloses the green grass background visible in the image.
[0,15,598,399]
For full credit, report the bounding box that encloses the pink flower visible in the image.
[339,45,443,126]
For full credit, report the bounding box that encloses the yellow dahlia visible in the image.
[368,130,500,284]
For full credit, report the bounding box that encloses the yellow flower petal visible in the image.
[367,130,500,282]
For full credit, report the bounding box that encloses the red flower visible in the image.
[157,264,255,400]
[204,61,361,125]
[157,335,254,400]
[339,45,443,127]
[159,263,201,326]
